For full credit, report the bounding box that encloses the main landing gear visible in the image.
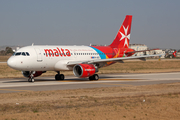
[89,74,99,81]
[28,71,35,83]
[55,71,65,80]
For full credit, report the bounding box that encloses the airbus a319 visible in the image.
[7,15,162,82]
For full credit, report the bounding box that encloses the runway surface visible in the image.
[0,62,7,63]
[0,72,180,93]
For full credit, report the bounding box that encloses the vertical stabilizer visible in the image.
[109,15,132,48]
[173,51,177,57]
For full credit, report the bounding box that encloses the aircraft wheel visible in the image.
[89,74,99,81]
[31,78,34,83]
[94,74,99,81]
[60,74,64,80]
[55,74,64,80]
[89,76,94,81]
[55,74,59,80]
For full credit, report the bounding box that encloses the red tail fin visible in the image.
[109,15,132,48]
[173,51,177,57]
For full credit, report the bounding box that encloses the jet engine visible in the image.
[73,64,98,78]
[22,71,46,78]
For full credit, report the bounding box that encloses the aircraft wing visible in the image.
[126,48,159,54]
[67,54,164,66]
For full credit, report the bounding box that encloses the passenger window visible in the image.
[22,52,26,56]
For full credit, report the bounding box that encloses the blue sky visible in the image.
[0,0,179,49]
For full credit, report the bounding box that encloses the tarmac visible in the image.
[0,72,180,93]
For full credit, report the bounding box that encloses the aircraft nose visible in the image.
[7,57,17,69]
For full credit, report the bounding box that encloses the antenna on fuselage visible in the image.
[32,43,34,46]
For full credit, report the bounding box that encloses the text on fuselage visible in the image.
[44,47,71,57]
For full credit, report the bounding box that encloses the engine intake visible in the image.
[73,64,98,78]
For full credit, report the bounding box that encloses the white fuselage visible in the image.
[7,45,103,71]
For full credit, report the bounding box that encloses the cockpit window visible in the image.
[15,52,21,56]
[22,52,26,56]
[14,52,30,56]
[26,52,30,56]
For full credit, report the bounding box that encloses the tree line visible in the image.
[0,47,14,55]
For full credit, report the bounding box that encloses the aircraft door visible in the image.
[35,48,43,62]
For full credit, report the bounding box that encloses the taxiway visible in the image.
[0,72,180,93]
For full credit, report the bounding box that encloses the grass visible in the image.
[0,55,11,62]
[0,82,180,119]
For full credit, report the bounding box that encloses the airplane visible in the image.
[165,50,177,58]
[7,15,163,82]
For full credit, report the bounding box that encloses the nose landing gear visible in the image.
[28,71,35,82]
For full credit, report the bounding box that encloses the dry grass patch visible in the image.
[99,60,180,75]
[0,55,11,62]
[99,60,180,74]
[0,83,180,119]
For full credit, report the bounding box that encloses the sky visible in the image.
[0,0,180,49]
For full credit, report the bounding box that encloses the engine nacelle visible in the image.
[22,71,46,78]
[73,64,98,78]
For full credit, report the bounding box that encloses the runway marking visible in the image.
[0,89,32,92]
[89,83,133,86]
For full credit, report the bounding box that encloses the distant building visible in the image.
[129,44,165,58]
[129,44,148,56]
[177,52,180,57]
[153,50,165,58]
[16,47,20,51]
